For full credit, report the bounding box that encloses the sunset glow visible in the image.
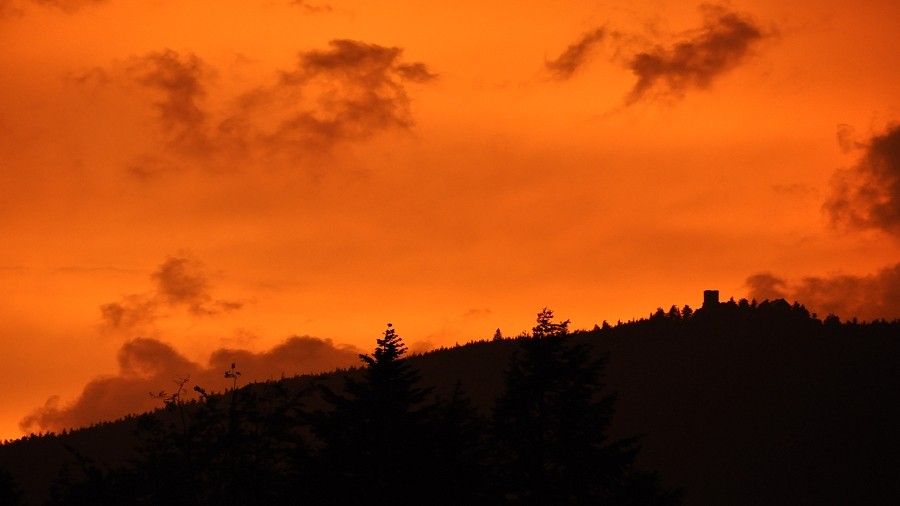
[2,0,899,440]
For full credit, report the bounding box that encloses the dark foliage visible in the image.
[491,310,680,505]
[8,298,897,505]
[47,378,312,506]
[36,316,677,505]
[310,324,491,504]
[310,324,438,504]
[589,299,900,505]
[0,467,23,506]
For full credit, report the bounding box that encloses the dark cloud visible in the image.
[745,272,787,301]
[101,255,242,332]
[259,39,437,154]
[626,4,763,103]
[19,338,199,434]
[546,28,605,80]
[207,335,362,382]
[792,266,900,321]
[111,41,435,172]
[824,124,900,237]
[153,256,209,306]
[128,50,211,153]
[152,256,242,316]
[746,264,900,321]
[100,294,158,330]
[116,337,198,379]
[20,335,361,433]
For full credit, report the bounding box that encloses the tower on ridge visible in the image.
[703,290,719,308]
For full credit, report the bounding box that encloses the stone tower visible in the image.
[703,290,719,308]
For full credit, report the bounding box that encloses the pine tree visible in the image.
[532,307,570,338]
[311,324,436,504]
[491,308,680,505]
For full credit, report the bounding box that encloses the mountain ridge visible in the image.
[2,298,899,505]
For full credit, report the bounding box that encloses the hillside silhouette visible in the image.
[1,298,899,505]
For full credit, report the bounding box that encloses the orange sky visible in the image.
[1,0,899,440]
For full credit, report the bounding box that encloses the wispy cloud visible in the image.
[29,0,107,14]
[545,28,605,80]
[93,41,436,176]
[545,4,766,104]
[100,255,243,332]
[254,39,437,156]
[288,0,332,14]
[127,50,211,154]
[152,256,243,316]
[625,3,764,103]
[824,123,900,237]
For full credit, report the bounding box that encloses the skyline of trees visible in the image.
[3,298,899,505]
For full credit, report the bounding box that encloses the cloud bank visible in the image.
[21,251,363,434]
[824,124,900,237]
[746,123,900,323]
[746,264,900,321]
[20,335,362,433]
[744,272,787,301]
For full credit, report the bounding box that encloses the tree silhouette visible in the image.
[491,308,680,504]
[127,378,310,505]
[426,382,492,504]
[532,307,570,338]
[12,303,900,505]
[0,467,22,506]
[311,323,441,504]
[44,373,312,505]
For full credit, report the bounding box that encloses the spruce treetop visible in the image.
[532,307,570,338]
[360,323,408,367]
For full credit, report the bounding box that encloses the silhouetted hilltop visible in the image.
[2,299,899,505]
[591,299,900,505]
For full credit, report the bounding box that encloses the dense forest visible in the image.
[2,298,899,505]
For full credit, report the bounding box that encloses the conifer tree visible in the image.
[312,324,437,504]
[532,307,570,338]
[491,308,680,505]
